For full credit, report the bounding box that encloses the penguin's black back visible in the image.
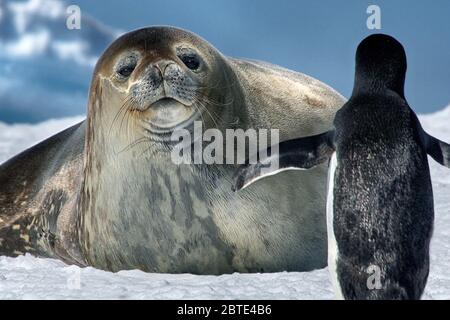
[332,34,434,300]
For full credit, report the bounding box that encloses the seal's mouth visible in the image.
[150,97,185,109]
[141,97,200,135]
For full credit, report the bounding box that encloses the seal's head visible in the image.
[88,26,238,149]
[353,34,407,98]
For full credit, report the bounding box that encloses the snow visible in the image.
[0,106,450,299]
[0,116,84,162]
[0,256,333,300]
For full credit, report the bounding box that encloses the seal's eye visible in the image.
[180,54,200,70]
[115,54,138,79]
[117,65,135,78]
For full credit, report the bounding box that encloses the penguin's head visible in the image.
[353,34,407,98]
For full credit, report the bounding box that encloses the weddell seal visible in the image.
[0,26,345,273]
[233,34,450,299]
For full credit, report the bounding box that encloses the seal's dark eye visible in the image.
[117,65,135,78]
[116,54,138,79]
[180,54,200,70]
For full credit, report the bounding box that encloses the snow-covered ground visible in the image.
[0,107,449,299]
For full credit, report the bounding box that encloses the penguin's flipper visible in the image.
[425,133,450,168]
[232,130,335,191]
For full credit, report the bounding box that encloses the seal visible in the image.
[0,26,345,274]
[233,34,450,299]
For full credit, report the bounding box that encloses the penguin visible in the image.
[232,34,450,300]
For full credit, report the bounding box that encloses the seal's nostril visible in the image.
[154,64,163,75]
[154,60,174,75]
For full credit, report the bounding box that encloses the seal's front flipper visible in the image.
[232,130,335,191]
[425,133,450,168]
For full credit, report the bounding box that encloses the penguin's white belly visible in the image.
[327,152,344,300]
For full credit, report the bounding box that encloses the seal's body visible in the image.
[234,34,450,299]
[0,27,344,273]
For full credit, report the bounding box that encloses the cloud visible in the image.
[2,29,50,56]
[0,0,118,64]
[1,29,97,66]
[8,0,65,33]
[0,0,118,123]
[51,40,97,67]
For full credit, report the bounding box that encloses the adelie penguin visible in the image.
[233,34,450,300]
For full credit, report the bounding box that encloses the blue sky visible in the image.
[1,0,450,123]
[76,0,450,114]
